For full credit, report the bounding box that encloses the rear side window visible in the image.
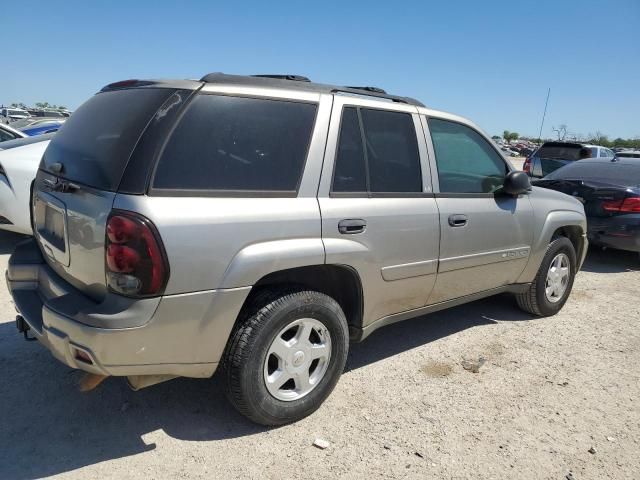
[428,118,507,193]
[331,107,422,194]
[153,95,317,193]
[42,88,174,191]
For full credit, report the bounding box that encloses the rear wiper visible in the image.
[43,178,81,193]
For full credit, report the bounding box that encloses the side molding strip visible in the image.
[381,259,438,281]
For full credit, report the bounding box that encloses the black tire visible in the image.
[221,289,349,426]
[516,236,577,316]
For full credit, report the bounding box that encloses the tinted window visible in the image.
[617,152,640,158]
[536,144,583,160]
[42,88,173,190]
[544,161,640,185]
[429,118,507,193]
[0,128,17,142]
[332,107,367,192]
[153,95,317,192]
[360,109,422,192]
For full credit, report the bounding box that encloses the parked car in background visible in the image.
[524,142,615,178]
[616,150,640,159]
[0,122,27,143]
[27,109,67,118]
[534,158,640,255]
[10,117,64,130]
[6,73,587,426]
[20,120,64,136]
[1,107,30,124]
[0,134,52,234]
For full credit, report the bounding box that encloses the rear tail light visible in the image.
[105,211,169,297]
[523,157,532,174]
[602,197,640,213]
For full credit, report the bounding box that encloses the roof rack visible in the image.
[252,74,311,82]
[198,72,425,107]
[345,86,387,94]
[331,87,422,106]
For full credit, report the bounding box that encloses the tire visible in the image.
[516,236,577,317]
[221,289,349,426]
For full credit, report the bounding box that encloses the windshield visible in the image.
[41,88,174,191]
[9,110,28,116]
[617,152,640,159]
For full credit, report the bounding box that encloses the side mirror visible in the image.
[502,170,532,196]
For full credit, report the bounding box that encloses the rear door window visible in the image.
[332,107,367,192]
[42,88,174,191]
[152,95,317,194]
[331,107,422,194]
[361,109,422,193]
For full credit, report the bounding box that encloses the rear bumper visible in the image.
[588,215,640,253]
[7,238,251,378]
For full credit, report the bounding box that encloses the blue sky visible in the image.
[3,0,639,138]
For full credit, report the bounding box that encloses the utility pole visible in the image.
[537,87,551,143]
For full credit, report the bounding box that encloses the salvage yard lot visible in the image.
[0,231,638,480]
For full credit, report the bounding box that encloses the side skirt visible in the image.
[349,283,531,342]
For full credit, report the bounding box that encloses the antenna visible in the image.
[537,87,551,143]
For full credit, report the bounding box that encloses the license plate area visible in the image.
[34,191,70,266]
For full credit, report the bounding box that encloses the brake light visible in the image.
[602,197,640,213]
[105,211,168,296]
[523,157,532,174]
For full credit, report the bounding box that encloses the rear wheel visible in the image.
[516,236,577,316]
[221,289,349,426]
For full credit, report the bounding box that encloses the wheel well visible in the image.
[240,265,364,331]
[552,226,584,258]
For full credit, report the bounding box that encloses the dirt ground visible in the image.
[0,229,638,480]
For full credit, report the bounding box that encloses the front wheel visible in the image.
[221,290,349,426]
[516,236,577,316]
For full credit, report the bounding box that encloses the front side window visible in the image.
[428,118,507,193]
[153,95,317,193]
[331,107,422,194]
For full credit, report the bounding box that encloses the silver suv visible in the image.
[7,73,588,425]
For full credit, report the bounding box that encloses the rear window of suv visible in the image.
[152,94,317,194]
[535,143,583,161]
[42,88,174,191]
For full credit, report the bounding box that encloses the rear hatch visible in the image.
[33,87,177,301]
[534,142,584,176]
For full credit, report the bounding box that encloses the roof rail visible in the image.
[345,86,387,94]
[331,87,424,107]
[252,74,311,82]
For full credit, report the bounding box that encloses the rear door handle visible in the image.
[338,219,366,234]
[448,214,468,227]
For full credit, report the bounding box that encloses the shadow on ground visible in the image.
[0,231,632,479]
[580,246,638,273]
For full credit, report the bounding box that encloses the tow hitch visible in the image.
[16,315,37,342]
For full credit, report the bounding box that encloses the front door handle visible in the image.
[448,214,468,227]
[338,219,366,234]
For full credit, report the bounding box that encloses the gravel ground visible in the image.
[0,230,638,480]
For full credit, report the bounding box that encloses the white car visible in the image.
[0,135,51,234]
[0,122,27,143]
[616,150,640,159]
[1,107,30,124]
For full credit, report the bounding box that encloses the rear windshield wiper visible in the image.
[43,178,81,193]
